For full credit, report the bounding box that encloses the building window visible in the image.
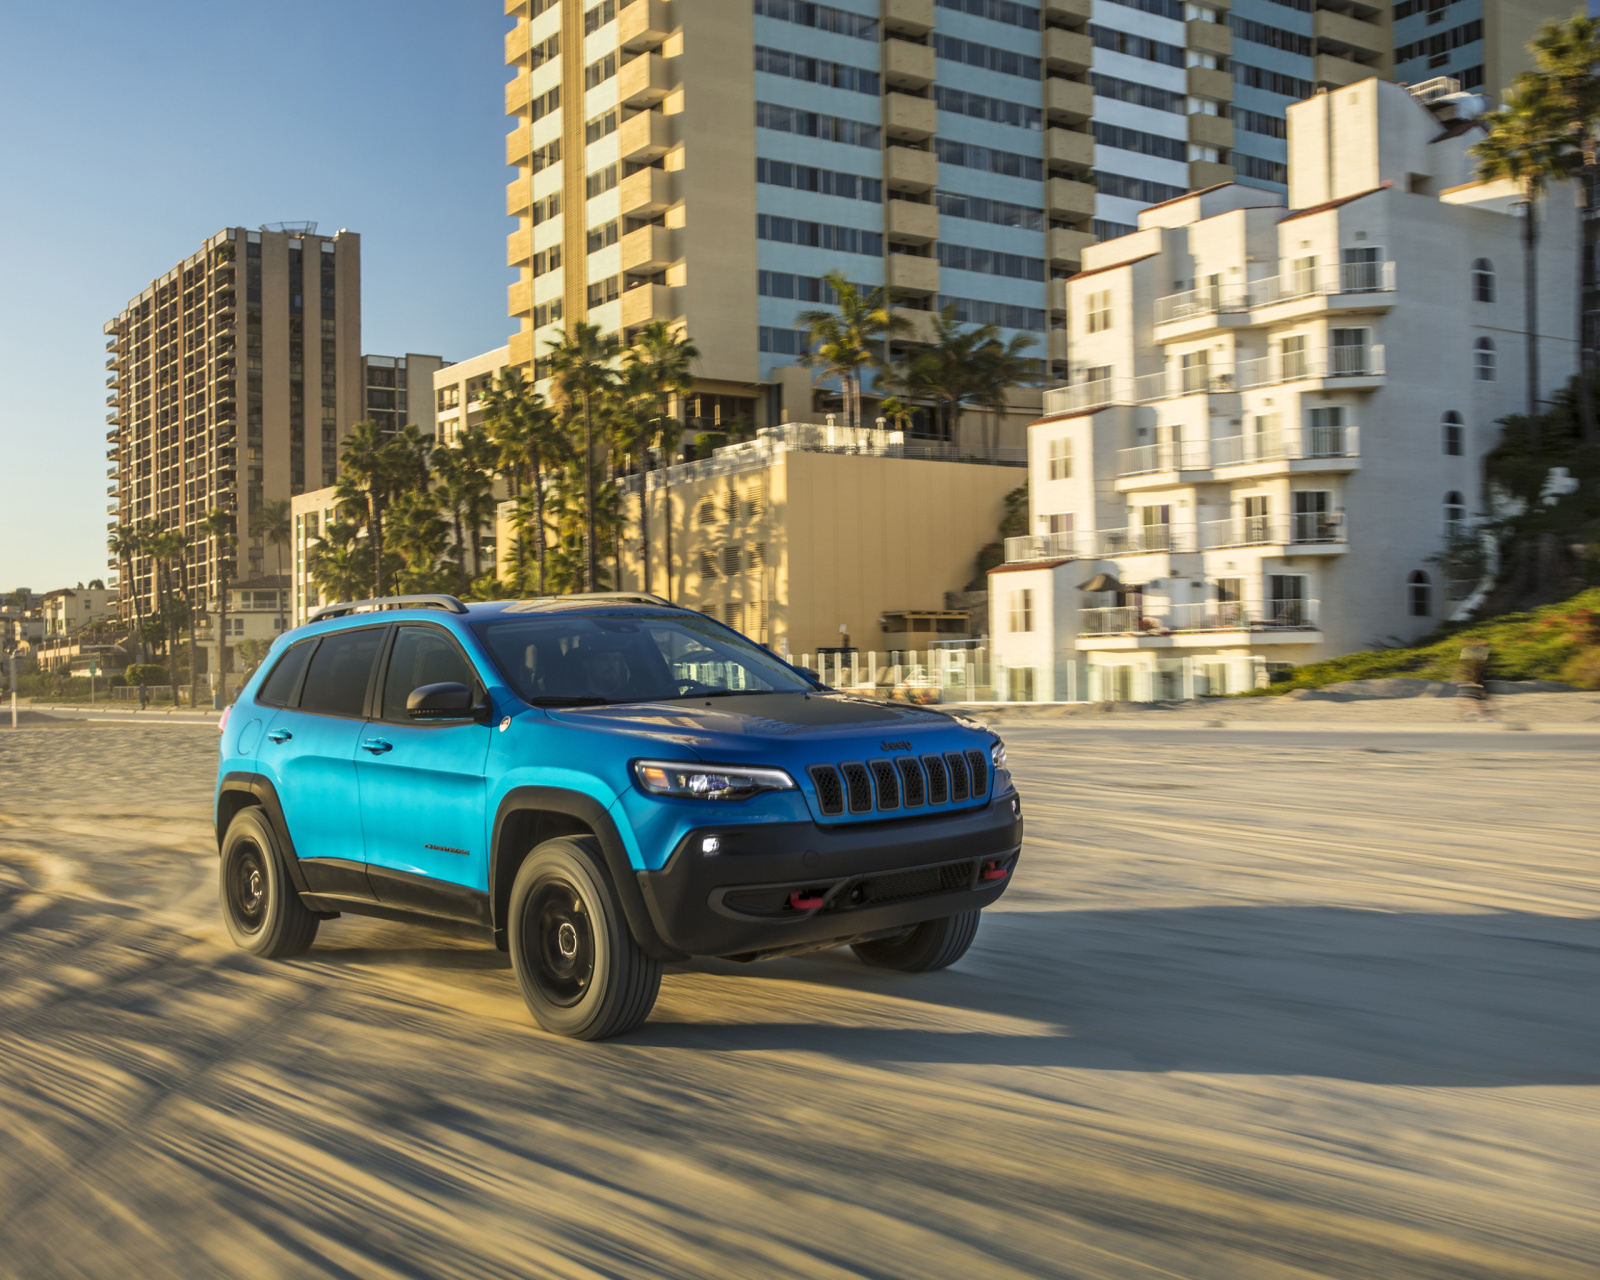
[1280,334,1308,379]
[1047,437,1072,479]
[1474,336,1496,381]
[1045,512,1074,535]
[1444,491,1466,537]
[1009,589,1033,632]
[1472,258,1494,302]
[1408,570,1432,617]
[1443,411,1464,455]
[1086,290,1111,332]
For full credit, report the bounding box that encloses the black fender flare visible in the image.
[490,786,683,961]
[215,772,311,894]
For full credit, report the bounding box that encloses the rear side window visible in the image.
[298,627,386,718]
[382,626,480,721]
[256,639,314,707]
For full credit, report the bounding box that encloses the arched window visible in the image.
[1472,258,1495,302]
[1474,336,1496,381]
[1408,570,1432,617]
[1444,491,1466,537]
[1442,410,1464,455]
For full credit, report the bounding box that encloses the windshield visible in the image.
[472,612,815,705]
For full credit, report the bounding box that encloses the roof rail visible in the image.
[307,593,469,623]
[511,592,685,609]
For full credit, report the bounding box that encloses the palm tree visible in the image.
[336,421,402,595]
[624,320,698,598]
[200,508,236,704]
[970,331,1041,461]
[797,270,908,431]
[1526,15,1600,444]
[107,524,148,664]
[386,489,451,592]
[1473,76,1578,441]
[482,367,534,498]
[432,430,496,591]
[307,519,372,604]
[610,361,657,593]
[143,524,185,705]
[886,304,992,445]
[547,322,622,590]
[250,497,291,634]
[395,422,436,494]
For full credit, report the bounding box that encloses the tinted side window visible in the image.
[298,627,386,718]
[256,639,314,706]
[382,626,479,721]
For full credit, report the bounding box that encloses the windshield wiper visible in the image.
[526,695,614,707]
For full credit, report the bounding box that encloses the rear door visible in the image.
[356,622,492,909]
[259,624,387,882]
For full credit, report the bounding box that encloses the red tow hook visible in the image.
[788,890,827,910]
[981,860,1010,882]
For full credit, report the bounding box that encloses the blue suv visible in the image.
[215,593,1022,1039]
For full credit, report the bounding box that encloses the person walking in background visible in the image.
[1455,643,1493,720]
[137,681,148,712]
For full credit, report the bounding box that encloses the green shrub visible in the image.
[1559,647,1600,690]
[124,663,168,687]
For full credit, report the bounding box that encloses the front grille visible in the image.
[868,759,900,811]
[921,754,949,804]
[964,748,989,798]
[945,751,971,802]
[896,756,926,807]
[857,859,975,906]
[840,762,874,814]
[808,765,844,816]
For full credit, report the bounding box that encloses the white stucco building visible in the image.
[991,77,1579,701]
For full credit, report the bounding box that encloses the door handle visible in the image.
[267,729,292,744]
[362,738,393,755]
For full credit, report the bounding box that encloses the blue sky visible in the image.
[0,0,513,591]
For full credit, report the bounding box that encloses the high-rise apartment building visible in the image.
[359,352,448,436]
[1391,0,1566,99]
[105,225,361,619]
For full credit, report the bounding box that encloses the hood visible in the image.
[545,692,977,758]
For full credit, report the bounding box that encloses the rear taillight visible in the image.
[218,705,231,735]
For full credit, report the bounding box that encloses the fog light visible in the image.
[701,836,721,854]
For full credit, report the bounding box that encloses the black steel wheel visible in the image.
[218,806,319,958]
[507,837,661,1040]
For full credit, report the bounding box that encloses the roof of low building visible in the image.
[1279,182,1392,223]
[1063,252,1159,283]
[988,559,1074,575]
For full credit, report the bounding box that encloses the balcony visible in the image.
[618,166,673,216]
[886,253,939,294]
[1046,176,1095,219]
[1043,27,1092,72]
[1044,0,1091,20]
[1200,514,1348,550]
[887,199,938,241]
[1040,376,1136,415]
[1092,524,1196,556]
[1044,77,1092,122]
[508,226,532,267]
[885,92,937,140]
[885,145,937,189]
[1045,127,1093,170]
[883,0,936,34]
[618,109,671,162]
[1235,343,1385,389]
[105,355,118,370]
[105,337,118,351]
[617,52,669,107]
[884,38,936,88]
[505,72,532,115]
[1116,440,1211,477]
[1003,532,1079,564]
[621,224,674,272]
[1250,260,1396,314]
[506,121,532,165]
[1079,599,1320,638]
[619,0,670,50]
[1186,65,1233,102]
[1210,424,1360,472]
[620,282,673,328]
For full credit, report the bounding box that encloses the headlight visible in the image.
[633,760,797,801]
[990,739,1007,770]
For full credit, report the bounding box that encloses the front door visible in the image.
[260,625,387,878]
[357,622,493,909]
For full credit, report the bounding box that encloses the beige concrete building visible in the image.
[433,346,512,445]
[360,353,448,435]
[493,421,1021,655]
[105,224,362,621]
[40,587,117,636]
[196,574,290,685]
[990,77,1578,700]
[1393,0,1570,103]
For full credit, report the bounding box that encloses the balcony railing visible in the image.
[1154,262,1396,324]
[1079,598,1320,635]
[1116,440,1212,475]
[1200,514,1347,548]
[1003,531,1079,563]
[1235,343,1384,388]
[1092,524,1196,555]
[1041,377,1133,415]
[1209,424,1360,466]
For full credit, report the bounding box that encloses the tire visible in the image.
[851,909,981,972]
[218,806,319,958]
[507,836,662,1040]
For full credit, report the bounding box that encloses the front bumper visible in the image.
[634,790,1023,957]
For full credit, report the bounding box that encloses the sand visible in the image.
[0,716,1595,1279]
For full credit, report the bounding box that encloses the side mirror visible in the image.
[407,681,476,719]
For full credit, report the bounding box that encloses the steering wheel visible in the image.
[676,679,718,696]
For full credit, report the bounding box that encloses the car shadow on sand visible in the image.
[628,905,1600,1087]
